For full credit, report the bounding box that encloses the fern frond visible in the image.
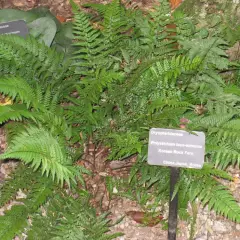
[0,126,76,186]
[51,197,122,240]
[0,76,36,107]
[0,164,54,240]
[180,37,229,70]
[120,55,201,106]
[188,178,240,222]
[149,0,171,33]
[0,164,25,206]
[185,163,232,180]
[78,68,124,103]
[0,205,29,240]
[107,132,142,160]
[0,35,72,88]
[71,4,106,75]
[27,189,122,240]
[206,142,240,168]
[102,0,130,48]
[149,55,201,81]
[192,113,235,128]
[173,10,196,39]
[0,104,33,124]
[149,98,193,113]
[224,84,240,96]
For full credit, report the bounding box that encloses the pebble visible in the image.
[119,224,125,230]
[212,221,228,233]
[195,236,207,240]
[236,224,240,231]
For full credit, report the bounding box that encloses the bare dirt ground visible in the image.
[0,0,158,19]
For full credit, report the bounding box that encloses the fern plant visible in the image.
[67,0,240,226]
[49,196,122,240]
[0,34,91,238]
[1,0,240,239]
[0,35,83,185]
[0,164,120,240]
[0,5,128,238]
[26,187,122,240]
[0,164,55,240]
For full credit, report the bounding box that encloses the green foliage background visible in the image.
[0,0,240,239]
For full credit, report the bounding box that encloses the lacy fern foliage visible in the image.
[0,126,76,185]
[67,0,240,223]
[0,37,78,185]
[1,3,240,240]
[0,164,54,240]
[28,191,122,240]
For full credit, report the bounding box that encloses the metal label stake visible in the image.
[147,128,205,239]
[168,167,180,240]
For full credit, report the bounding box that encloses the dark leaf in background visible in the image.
[28,17,57,46]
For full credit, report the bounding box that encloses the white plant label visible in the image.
[148,128,205,169]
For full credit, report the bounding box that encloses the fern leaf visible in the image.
[0,104,34,124]
[193,114,235,128]
[180,37,229,70]
[0,35,71,87]
[71,4,105,75]
[0,164,54,240]
[102,0,129,48]
[0,76,36,107]
[0,126,76,186]
[189,179,240,222]
[0,205,29,240]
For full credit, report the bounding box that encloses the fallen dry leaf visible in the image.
[126,211,163,226]
[170,0,182,10]
[56,15,66,23]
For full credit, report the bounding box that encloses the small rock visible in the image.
[119,224,125,230]
[195,236,207,240]
[16,189,27,199]
[99,172,108,177]
[236,223,240,231]
[195,235,208,240]
[212,221,228,233]
[12,0,38,8]
[113,186,118,194]
[118,237,125,240]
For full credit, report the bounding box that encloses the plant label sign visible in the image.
[148,128,205,169]
[0,20,28,37]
